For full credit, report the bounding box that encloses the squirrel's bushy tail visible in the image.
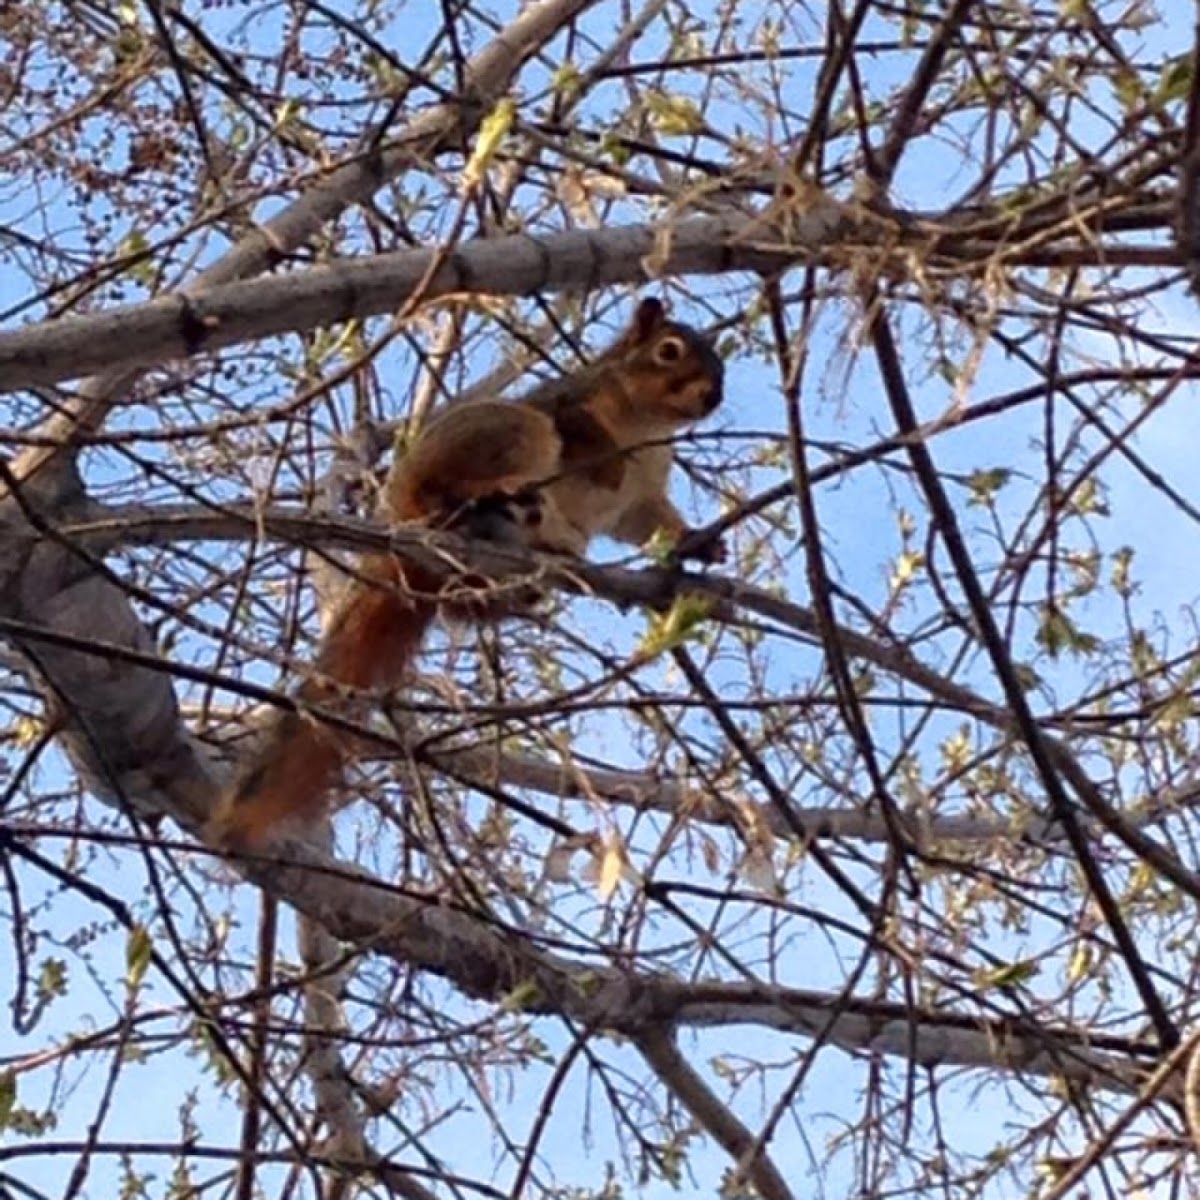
[210,553,437,848]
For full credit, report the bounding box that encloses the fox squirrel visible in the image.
[211,296,725,848]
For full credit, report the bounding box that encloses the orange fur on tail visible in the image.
[211,554,438,848]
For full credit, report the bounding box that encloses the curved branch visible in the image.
[637,1028,793,1200]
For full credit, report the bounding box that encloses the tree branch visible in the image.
[0,213,786,392]
[637,1027,794,1200]
[60,500,1200,876]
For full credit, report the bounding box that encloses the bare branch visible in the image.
[0,214,775,392]
[638,1028,794,1200]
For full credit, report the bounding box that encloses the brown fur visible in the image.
[210,297,724,848]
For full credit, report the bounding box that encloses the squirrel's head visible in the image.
[609,297,725,426]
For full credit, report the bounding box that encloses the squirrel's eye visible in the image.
[654,336,686,364]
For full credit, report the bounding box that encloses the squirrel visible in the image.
[210,296,726,848]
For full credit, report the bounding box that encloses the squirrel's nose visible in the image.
[703,379,724,414]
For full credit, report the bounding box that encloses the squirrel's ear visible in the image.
[628,296,667,343]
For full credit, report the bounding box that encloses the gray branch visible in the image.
[638,1028,794,1200]
[161,823,1164,1099]
[0,213,805,393]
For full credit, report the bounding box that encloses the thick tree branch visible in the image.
[0,214,784,392]
[0,189,1176,394]
[103,814,1159,1099]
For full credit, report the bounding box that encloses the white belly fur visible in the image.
[592,444,673,536]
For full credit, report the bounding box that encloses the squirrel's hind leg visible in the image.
[453,487,544,546]
[455,486,585,556]
[440,487,582,622]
